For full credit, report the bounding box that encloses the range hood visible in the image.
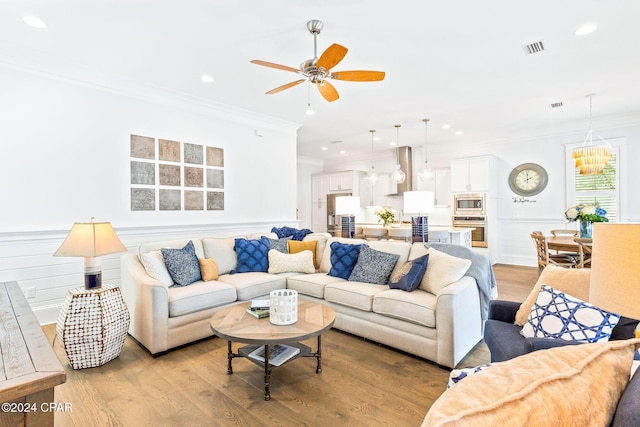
[386,146,413,195]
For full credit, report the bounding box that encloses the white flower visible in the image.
[581,205,596,215]
[565,208,578,220]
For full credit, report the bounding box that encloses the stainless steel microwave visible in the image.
[453,193,485,215]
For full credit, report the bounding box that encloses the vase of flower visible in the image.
[579,219,593,238]
[375,206,395,228]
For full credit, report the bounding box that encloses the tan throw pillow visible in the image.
[268,249,315,274]
[423,339,640,427]
[417,248,472,294]
[288,240,318,268]
[199,258,219,281]
[515,265,591,326]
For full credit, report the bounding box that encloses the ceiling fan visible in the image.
[250,20,385,102]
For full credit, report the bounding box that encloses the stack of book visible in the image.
[246,299,271,318]
[248,344,300,366]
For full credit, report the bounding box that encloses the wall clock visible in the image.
[508,163,548,197]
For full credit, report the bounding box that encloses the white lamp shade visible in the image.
[335,196,361,216]
[403,191,435,214]
[589,223,640,320]
[54,220,127,257]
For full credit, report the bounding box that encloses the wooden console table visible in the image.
[0,281,66,427]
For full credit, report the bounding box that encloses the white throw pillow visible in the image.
[268,249,315,274]
[140,250,173,286]
[412,247,472,294]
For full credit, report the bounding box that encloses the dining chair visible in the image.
[550,229,578,237]
[573,237,593,269]
[531,231,577,274]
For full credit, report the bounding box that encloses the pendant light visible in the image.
[419,118,433,181]
[391,124,406,184]
[368,130,378,183]
[572,94,611,175]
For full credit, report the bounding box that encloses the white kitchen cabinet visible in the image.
[422,169,452,206]
[450,156,496,193]
[328,171,361,194]
[311,175,330,233]
[359,174,391,207]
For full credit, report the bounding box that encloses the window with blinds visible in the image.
[574,153,617,222]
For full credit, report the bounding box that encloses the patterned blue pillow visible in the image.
[234,238,269,273]
[264,236,290,253]
[521,284,621,343]
[161,240,202,286]
[388,254,429,291]
[447,363,494,389]
[348,245,400,285]
[328,242,362,280]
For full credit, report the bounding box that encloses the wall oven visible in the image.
[452,215,488,248]
[453,193,485,216]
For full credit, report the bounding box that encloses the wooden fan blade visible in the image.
[331,70,386,81]
[250,60,299,73]
[316,43,348,71]
[265,79,306,95]
[317,80,339,102]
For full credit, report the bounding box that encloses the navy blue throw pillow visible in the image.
[234,238,269,273]
[388,254,429,292]
[161,240,202,286]
[327,242,362,280]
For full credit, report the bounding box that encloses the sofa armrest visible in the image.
[488,300,521,323]
[435,276,483,368]
[120,253,171,354]
[611,363,640,427]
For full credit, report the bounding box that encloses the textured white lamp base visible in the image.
[269,289,298,325]
[56,284,130,369]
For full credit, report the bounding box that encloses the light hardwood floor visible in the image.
[43,264,537,427]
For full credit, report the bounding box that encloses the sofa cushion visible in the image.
[348,245,400,285]
[199,258,219,281]
[267,249,315,274]
[410,246,471,294]
[265,236,291,253]
[161,240,202,286]
[367,240,411,278]
[167,280,237,317]
[234,237,269,273]
[423,339,640,427]
[515,265,591,326]
[140,250,173,287]
[217,272,286,301]
[303,233,330,270]
[286,273,344,298]
[319,237,368,273]
[328,241,363,280]
[373,288,436,327]
[202,236,242,275]
[324,281,387,311]
[521,284,621,343]
[288,240,318,268]
[388,254,429,292]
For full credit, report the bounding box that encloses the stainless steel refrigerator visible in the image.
[326,193,351,237]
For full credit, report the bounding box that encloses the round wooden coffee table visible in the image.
[210,300,335,400]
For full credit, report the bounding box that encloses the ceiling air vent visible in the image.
[550,102,564,109]
[522,40,545,55]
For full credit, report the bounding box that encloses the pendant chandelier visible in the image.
[572,94,611,175]
[419,118,433,181]
[368,129,378,183]
[391,124,406,184]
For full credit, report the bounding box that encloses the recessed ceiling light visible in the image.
[442,124,451,129]
[339,150,346,154]
[390,141,396,146]
[455,131,464,136]
[575,24,598,36]
[201,74,214,83]
[22,16,47,29]
[321,146,328,151]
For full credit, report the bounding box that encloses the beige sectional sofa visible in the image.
[120,232,487,368]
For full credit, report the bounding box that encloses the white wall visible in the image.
[0,64,300,323]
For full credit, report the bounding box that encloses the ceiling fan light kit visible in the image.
[251,20,386,102]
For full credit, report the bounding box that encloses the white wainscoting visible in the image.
[0,221,295,325]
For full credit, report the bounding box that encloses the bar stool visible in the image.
[387,227,412,242]
[363,226,387,240]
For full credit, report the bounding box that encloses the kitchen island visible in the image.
[355,224,473,247]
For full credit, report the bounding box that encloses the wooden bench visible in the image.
[0,281,66,427]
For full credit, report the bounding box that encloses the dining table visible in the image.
[546,235,580,253]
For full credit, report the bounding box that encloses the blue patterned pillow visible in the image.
[521,284,621,342]
[161,240,202,286]
[348,245,400,285]
[447,363,494,389]
[328,242,362,280]
[264,236,290,253]
[388,254,429,291]
[234,238,269,273]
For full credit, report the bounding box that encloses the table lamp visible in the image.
[54,218,127,289]
[589,223,640,321]
[404,191,435,243]
[335,196,361,238]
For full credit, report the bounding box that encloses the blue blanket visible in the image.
[271,226,313,241]
[426,242,498,320]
